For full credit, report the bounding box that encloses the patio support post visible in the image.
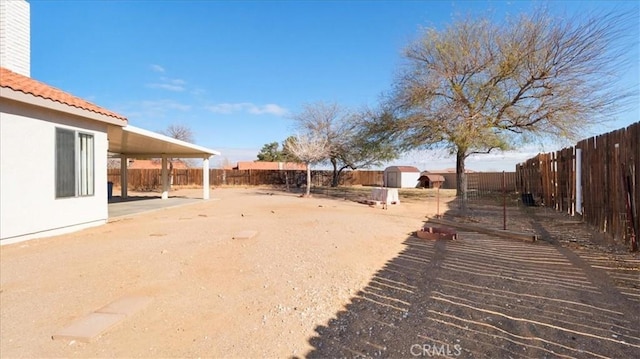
[120,154,128,199]
[161,155,169,200]
[203,156,210,200]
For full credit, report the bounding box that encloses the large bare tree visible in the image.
[161,124,195,143]
[284,134,328,197]
[293,102,397,187]
[158,123,196,171]
[375,9,636,210]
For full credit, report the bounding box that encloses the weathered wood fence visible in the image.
[107,168,516,192]
[107,169,386,189]
[433,172,517,192]
[516,122,639,246]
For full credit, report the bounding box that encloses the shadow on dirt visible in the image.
[303,201,640,358]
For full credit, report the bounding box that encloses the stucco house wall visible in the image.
[0,98,109,242]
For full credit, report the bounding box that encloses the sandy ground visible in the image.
[1,187,638,358]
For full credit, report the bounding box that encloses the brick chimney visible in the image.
[0,0,30,77]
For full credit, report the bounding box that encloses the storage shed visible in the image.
[418,172,446,189]
[384,166,421,188]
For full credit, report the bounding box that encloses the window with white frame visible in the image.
[55,128,95,198]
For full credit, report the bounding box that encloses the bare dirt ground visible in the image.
[1,187,638,358]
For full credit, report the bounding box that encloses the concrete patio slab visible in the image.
[52,312,125,342]
[108,196,203,219]
[233,230,258,239]
[95,296,152,317]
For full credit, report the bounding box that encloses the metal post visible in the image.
[436,186,440,218]
[202,157,210,200]
[120,154,128,199]
[575,148,582,215]
[161,155,169,200]
[503,171,507,230]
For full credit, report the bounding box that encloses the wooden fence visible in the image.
[433,172,517,192]
[107,169,386,189]
[516,122,639,247]
[107,168,516,193]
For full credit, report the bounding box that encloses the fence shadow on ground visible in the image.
[303,213,640,358]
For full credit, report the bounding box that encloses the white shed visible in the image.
[384,166,421,188]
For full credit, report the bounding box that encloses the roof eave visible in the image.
[0,86,127,127]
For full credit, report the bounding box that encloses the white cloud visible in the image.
[140,99,191,112]
[146,77,186,92]
[150,64,165,73]
[205,102,288,116]
[249,103,289,116]
[146,83,184,91]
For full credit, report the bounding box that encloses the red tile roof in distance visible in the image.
[0,67,127,121]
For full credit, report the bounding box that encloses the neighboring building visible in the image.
[232,161,307,171]
[127,159,190,170]
[383,166,421,188]
[0,0,218,244]
[429,168,476,173]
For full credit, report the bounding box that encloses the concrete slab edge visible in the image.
[52,296,153,342]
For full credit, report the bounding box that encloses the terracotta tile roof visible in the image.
[128,159,190,170]
[0,67,127,121]
[236,161,307,170]
[429,168,476,173]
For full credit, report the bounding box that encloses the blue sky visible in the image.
[30,0,639,171]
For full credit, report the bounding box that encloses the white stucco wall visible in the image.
[0,98,109,243]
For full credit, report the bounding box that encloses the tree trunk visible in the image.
[331,158,340,187]
[456,149,468,212]
[284,169,290,192]
[305,163,312,197]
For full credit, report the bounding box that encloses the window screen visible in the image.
[55,129,95,198]
[56,128,76,198]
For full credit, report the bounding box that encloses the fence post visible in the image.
[503,171,507,230]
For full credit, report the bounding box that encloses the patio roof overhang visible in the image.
[107,125,220,158]
[107,125,220,201]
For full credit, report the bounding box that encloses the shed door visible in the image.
[386,172,396,187]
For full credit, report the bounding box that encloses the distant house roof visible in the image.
[128,159,190,170]
[429,168,476,173]
[385,166,420,172]
[0,67,127,123]
[235,161,307,170]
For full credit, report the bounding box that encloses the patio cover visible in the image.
[107,125,220,200]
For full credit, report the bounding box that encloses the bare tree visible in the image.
[107,158,121,169]
[159,123,196,171]
[284,134,329,197]
[161,124,195,143]
[375,8,636,210]
[293,102,397,187]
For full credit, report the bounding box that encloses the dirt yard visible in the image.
[1,187,638,358]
